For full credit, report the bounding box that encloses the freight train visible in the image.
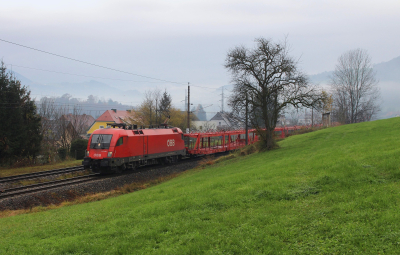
[82,124,186,173]
[82,123,260,174]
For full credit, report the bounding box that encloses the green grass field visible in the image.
[1,118,400,254]
[0,159,82,177]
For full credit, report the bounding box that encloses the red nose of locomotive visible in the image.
[86,134,114,158]
[82,133,115,171]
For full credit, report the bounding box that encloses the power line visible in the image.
[10,63,229,91]
[190,84,222,90]
[1,38,233,96]
[6,64,167,83]
[190,84,233,90]
[0,38,185,85]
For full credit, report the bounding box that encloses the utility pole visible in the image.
[187,83,190,134]
[311,107,314,127]
[305,108,307,125]
[221,86,224,112]
[245,93,248,145]
[186,83,190,148]
[156,98,158,126]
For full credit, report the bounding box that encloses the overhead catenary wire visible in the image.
[0,38,186,85]
[1,38,234,110]
[3,61,229,91]
[5,62,231,91]
[5,64,168,83]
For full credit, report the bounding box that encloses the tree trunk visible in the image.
[265,129,275,150]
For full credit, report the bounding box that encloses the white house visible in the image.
[192,112,243,131]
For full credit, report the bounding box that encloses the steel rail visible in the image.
[0,166,85,183]
[0,174,100,199]
[0,152,229,202]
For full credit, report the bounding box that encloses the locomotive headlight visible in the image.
[107,152,113,157]
[86,150,89,156]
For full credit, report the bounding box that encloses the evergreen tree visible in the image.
[159,89,172,121]
[0,61,42,163]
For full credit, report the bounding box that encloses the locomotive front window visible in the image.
[90,134,113,149]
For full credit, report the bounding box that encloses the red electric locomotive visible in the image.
[82,121,313,174]
[82,124,186,173]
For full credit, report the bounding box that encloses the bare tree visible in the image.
[135,89,162,126]
[60,105,90,140]
[37,98,58,150]
[56,105,71,149]
[37,98,76,151]
[330,49,380,124]
[226,37,323,150]
[71,107,85,140]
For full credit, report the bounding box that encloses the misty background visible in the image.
[1,0,399,120]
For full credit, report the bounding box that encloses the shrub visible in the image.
[198,155,216,169]
[70,139,88,160]
[241,143,258,155]
[214,153,236,164]
[57,148,68,161]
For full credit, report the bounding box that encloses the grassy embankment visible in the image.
[0,160,82,177]
[1,118,400,254]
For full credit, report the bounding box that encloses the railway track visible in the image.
[0,173,101,199]
[0,153,228,211]
[0,166,86,184]
[0,154,222,201]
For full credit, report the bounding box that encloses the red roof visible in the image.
[96,110,133,124]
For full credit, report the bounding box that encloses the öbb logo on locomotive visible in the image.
[167,139,175,147]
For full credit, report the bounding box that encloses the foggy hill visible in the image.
[309,56,400,84]
[374,56,400,82]
[11,71,142,105]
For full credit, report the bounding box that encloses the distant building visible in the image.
[191,121,216,131]
[209,112,232,129]
[192,112,243,131]
[86,109,134,136]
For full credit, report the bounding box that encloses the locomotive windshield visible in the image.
[90,134,113,149]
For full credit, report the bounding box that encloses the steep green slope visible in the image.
[1,118,400,254]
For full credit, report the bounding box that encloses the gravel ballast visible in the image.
[0,159,201,211]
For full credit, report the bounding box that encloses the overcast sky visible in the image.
[1,0,399,109]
